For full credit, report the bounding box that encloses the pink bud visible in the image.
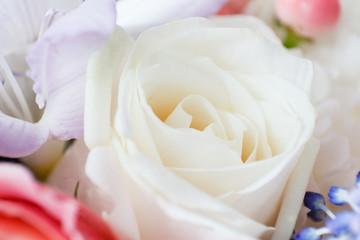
[275,0,340,37]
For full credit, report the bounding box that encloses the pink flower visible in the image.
[0,163,119,240]
[217,0,249,15]
[275,0,340,37]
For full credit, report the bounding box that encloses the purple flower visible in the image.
[0,0,115,160]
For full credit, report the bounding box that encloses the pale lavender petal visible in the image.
[0,111,49,157]
[0,0,81,55]
[27,0,116,140]
[116,0,228,37]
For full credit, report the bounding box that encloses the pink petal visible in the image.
[217,0,249,15]
[27,0,116,140]
[275,0,340,37]
[0,200,67,240]
[0,163,119,240]
[0,163,82,239]
[76,204,120,240]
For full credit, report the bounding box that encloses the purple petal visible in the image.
[27,0,116,140]
[0,112,49,158]
[0,0,81,55]
[116,0,228,37]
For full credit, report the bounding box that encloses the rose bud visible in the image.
[275,0,340,37]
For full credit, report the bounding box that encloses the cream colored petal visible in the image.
[111,138,274,239]
[217,111,256,162]
[138,51,233,118]
[222,74,271,161]
[164,26,313,94]
[239,73,315,153]
[169,75,314,220]
[115,69,163,165]
[171,154,282,197]
[126,17,312,95]
[86,144,140,240]
[210,14,282,46]
[136,61,242,168]
[144,109,243,168]
[85,26,134,149]
[271,137,320,240]
[164,102,192,129]
[125,18,214,69]
[47,139,112,217]
[260,101,301,155]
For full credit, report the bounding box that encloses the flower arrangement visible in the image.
[297,172,360,239]
[1,0,359,239]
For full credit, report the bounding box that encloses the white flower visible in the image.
[50,17,318,240]
[241,0,360,194]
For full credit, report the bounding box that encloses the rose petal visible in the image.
[85,26,134,149]
[47,139,113,220]
[86,146,141,240]
[47,139,125,238]
[88,140,274,239]
[76,203,120,240]
[217,0,249,15]
[0,200,67,240]
[0,216,48,240]
[129,18,313,94]
[119,18,315,228]
[271,137,319,240]
[116,0,228,37]
[0,163,82,240]
[27,0,116,139]
[210,15,282,46]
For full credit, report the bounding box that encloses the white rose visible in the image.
[243,0,360,210]
[53,17,318,240]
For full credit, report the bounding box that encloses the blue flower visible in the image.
[325,211,353,235]
[303,191,336,220]
[356,172,360,188]
[296,171,360,239]
[328,187,349,205]
[296,227,329,240]
[304,192,326,211]
[307,209,327,222]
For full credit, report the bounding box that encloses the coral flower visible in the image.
[0,163,119,240]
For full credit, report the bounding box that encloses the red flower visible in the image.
[0,163,119,240]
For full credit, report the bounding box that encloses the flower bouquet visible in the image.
[1,0,359,239]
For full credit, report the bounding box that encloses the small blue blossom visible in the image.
[328,187,349,205]
[349,213,360,234]
[325,211,353,235]
[356,172,360,188]
[304,192,326,211]
[303,191,335,220]
[349,188,360,212]
[295,227,321,240]
[307,209,327,222]
[295,171,360,239]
